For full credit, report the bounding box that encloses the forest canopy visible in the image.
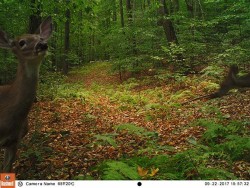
[0,0,249,79]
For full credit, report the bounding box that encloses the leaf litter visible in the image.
[13,63,250,179]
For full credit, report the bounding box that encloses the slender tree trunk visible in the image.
[171,0,179,13]
[158,0,178,44]
[147,0,150,6]
[78,10,84,64]
[29,0,41,33]
[89,32,95,61]
[119,0,125,27]
[126,0,138,75]
[51,21,57,70]
[112,0,117,22]
[126,0,133,22]
[185,0,204,18]
[119,0,125,80]
[126,0,137,54]
[185,0,194,17]
[63,1,70,75]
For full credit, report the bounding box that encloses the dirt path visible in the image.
[67,62,120,87]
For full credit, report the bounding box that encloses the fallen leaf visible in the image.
[150,168,159,177]
[137,166,148,177]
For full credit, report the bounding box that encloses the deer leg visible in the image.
[2,143,17,172]
[1,119,28,172]
[21,118,29,138]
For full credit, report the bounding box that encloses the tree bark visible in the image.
[63,1,70,75]
[77,10,84,64]
[158,0,178,44]
[185,0,204,18]
[147,0,151,6]
[170,0,179,13]
[112,0,117,22]
[126,0,137,54]
[29,0,41,34]
[126,0,133,23]
[185,0,194,17]
[119,0,125,28]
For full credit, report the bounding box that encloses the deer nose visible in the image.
[36,42,48,51]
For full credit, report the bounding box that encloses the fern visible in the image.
[145,103,163,110]
[116,123,145,133]
[200,122,227,145]
[103,161,140,180]
[200,81,219,92]
[226,121,249,135]
[94,134,118,147]
[163,173,180,180]
[169,90,192,102]
[216,135,250,161]
[116,123,158,137]
[201,65,223,79]
[198,167,237,180]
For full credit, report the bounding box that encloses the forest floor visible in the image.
[14,62,250,180]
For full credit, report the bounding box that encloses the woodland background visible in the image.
[0,0,249,180]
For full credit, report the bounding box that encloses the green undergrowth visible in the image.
[37,62,249,180]
[38,72,89,101]
[91,123,167,154]
[70,61,112,76]
[38,73,192,114]
[38,62,220,109]
[82,119,249,180]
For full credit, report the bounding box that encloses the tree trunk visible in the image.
[170,0,179,13]
[89,32,95,61]
[147,0,151,6]
[158,0,178,44]
[29,0,41,34]
[185,0,194,17]
[63,2,70,75]
[185,0,204,18]
[112,0,117,22]
[119,0,125,27]
[78,10,84,64]
[126,0,133,23]
[126,0,137,54]
[51,19,58,71]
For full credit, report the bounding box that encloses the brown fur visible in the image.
[0,17,52,172]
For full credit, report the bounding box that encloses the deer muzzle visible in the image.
[35,42,48,52]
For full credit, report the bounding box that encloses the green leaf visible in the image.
[116,123,145,135]
[103,161,140,180]
[94,134,118,147]
[187,137,198,146]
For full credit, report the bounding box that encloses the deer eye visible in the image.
[18,40,26,47]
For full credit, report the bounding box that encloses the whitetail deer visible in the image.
[0,17,52,172]
[182,65,250,105]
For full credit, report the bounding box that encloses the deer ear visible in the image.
[0,30,12,49]
[39,16,53,40]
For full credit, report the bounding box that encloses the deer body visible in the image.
[0,17,52,172]
[0,59,38,144]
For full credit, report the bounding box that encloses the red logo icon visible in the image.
[0,173,15,188]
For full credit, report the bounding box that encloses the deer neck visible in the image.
[11,58,42,103]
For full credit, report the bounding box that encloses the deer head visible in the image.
[0,16,52,62]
